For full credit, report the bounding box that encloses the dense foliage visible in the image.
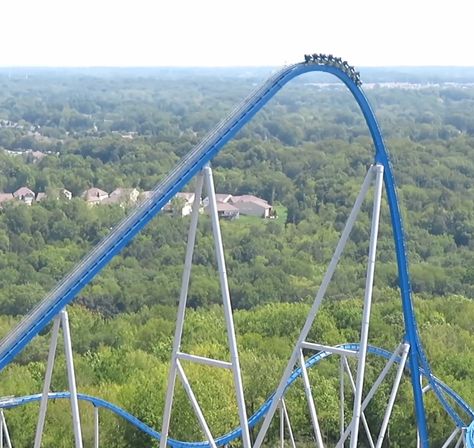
[0,67,473,445]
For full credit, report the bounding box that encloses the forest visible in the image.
[0,66,473,446]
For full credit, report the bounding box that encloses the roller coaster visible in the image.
[0,54,472,447]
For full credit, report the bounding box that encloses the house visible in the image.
[60,189,73,200]
[36,192,47,202]
[215,194,233,203]
[230,195,273,218]
[164,192,197,216]
[202,194,232,208]
[81,187,109,206]
[0,193,14,208]
[103,188,140,206]
[46,188,73,201]
[13,187,35,205]
[26,150,47,163]
[205,201,240,220]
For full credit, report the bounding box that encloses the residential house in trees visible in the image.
[164,192,197,216]
[81,187,109,206]
[230,195,273,218]
[36,192,47,202]
[204,201,240,220]
[214,194,233,204]
[38,188,73,202]
[59,188,73,200]
[103,188,140,206]
[13,187,35,205]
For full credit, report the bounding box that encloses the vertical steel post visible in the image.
[337,344,403,447]
[160,174,204,448]
[94,406,99,448]
[61,310,83,448]
[254,167,376,448]
[340,356,345,443]
[342,358,375,448]
[203,164,251,448]
[0,412,11,448]
[280,401,285,448]
[350,164,384,448]
[34,316,61,448]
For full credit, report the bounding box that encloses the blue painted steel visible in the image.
[468,420,474,448]
[0,59,470,444]
[0,344,471,447]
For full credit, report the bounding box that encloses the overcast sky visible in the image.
[1,0,472,67]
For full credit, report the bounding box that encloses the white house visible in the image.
[164,192,197,216]
[60,189,73,200]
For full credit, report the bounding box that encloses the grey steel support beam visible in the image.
[204,164,251,448]
[160,174,204,448]
[254,167,376,448]
[34,316,61,448]
[350,164,384,448]
[61,310,83,448]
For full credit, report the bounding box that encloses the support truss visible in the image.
[34,310,83,448]
[160,165,251,448]
[0,410,12,448]
[254,164,391,448]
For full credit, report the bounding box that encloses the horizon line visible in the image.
[1,64,474,70]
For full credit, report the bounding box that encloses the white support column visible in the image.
[0,410,3,448]
[281,399,296,448]
[94,406,99,448]
[417,375,424,448]
[176,361,217,448]
[350,164,384,448]
[342,358,375,448]
[337,344,404,447]
[340,356,345,443]
[254,167,376,448]
[203,164,251,448]
[280,401,285,448]
[160,174,204,448]
[299,351,324,447]
[34,316,61,448]
[375,343,409,448]
[441,428,460,448]
[61,310,83,448]
[0,411,11,448]
[454,430,464,448]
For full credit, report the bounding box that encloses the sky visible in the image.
[1,0,473,67]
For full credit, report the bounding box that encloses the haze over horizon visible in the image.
[1,0,472,68]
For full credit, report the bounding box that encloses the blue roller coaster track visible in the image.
[0,344,472,447]
[0,55,472,446]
